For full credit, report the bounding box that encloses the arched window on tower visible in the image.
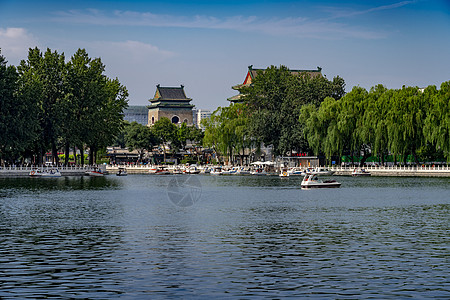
[171,116,180,124]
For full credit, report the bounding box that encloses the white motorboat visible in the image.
[210,167,223,175]
[200,166,211,174]
[184,166,200,174]
[237,167,251,175]
[287,167,303,176]
[149,166,170,175]
[222,167,239,175]
[116,167,128,176]
[301,174,341,189]
[41,168,61,177]
[310,167,335,176]
[29,168,44,177]
[172,168,183,175]
[250,168,267,176]
[352,168,371,176]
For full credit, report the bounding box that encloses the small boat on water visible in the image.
[184,166,200,174]
[42,168,61,177]
[201,167,211,174]
[149,166,170,175]
[236,167,251,175]
[301,174,341,189]
[352,168,371,176]
[172,167,183,175]
[29,168,44,177]
[86,167,104,177]
[210,167,223,175]
[30,168,61,177]
[250,168,268,176]
[310,167,335,176]
[222,167,240,175]
[116,167,128,176]
[287,167,303,176]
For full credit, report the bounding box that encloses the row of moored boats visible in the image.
[28,165,371,189]
[29,167,114,177]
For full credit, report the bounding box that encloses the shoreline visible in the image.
[0,165,449,177]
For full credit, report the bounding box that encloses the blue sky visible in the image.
[1,0,449,110]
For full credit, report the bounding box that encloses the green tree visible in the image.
[359,85,390,164]
[202,103,249,164]
[177,122,191,149]
[386,87,427,164]
[125,121,158,163]
[0,50,29,163]
[17,47,67,164]
[153,117,178,162]
[66,49,128,165]
[423,82,450,161]
[242,65,346,156]
[86,77,128,165]
[337,86,369,163]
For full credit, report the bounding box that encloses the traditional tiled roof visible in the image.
[148,84,194,109]
[229,65,323,103]
[152,84,191,101]
[232,65,323,90]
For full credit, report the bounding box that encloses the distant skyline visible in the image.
[1,0,449,110]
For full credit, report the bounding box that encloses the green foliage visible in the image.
[242,65,346,156]
[180,159,198,165]
[202,103,249,163]
[300,81,450,163]
[0,47,129,165]
[125,121,158,162]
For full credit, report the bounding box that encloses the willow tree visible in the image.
[386,87,427,164]
[299,96,342,161]
[202,103,249,164]
[423,81,450,161]
[359,85,390,163]
[335,86,368,163]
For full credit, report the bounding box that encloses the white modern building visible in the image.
[193,109,212,130]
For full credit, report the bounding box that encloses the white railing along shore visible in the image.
[330,164,450,172]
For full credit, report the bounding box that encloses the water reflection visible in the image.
[0,176,121,192]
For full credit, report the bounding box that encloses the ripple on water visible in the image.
[0,175,448,298]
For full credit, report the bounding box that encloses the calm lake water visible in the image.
[0,174,449,299]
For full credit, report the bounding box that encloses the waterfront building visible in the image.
[192,109,212,130]
[228,65,323,103]
[148,84,194,126]
[123,105,148,126]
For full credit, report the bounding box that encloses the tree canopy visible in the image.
[300,82,450,163]
[240,65,346,156]
[0,47,129,165]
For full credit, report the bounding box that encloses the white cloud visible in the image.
[321,1,416,20]
[100,40,175,61]
[0,27,39,64]
[51,9,385,40]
